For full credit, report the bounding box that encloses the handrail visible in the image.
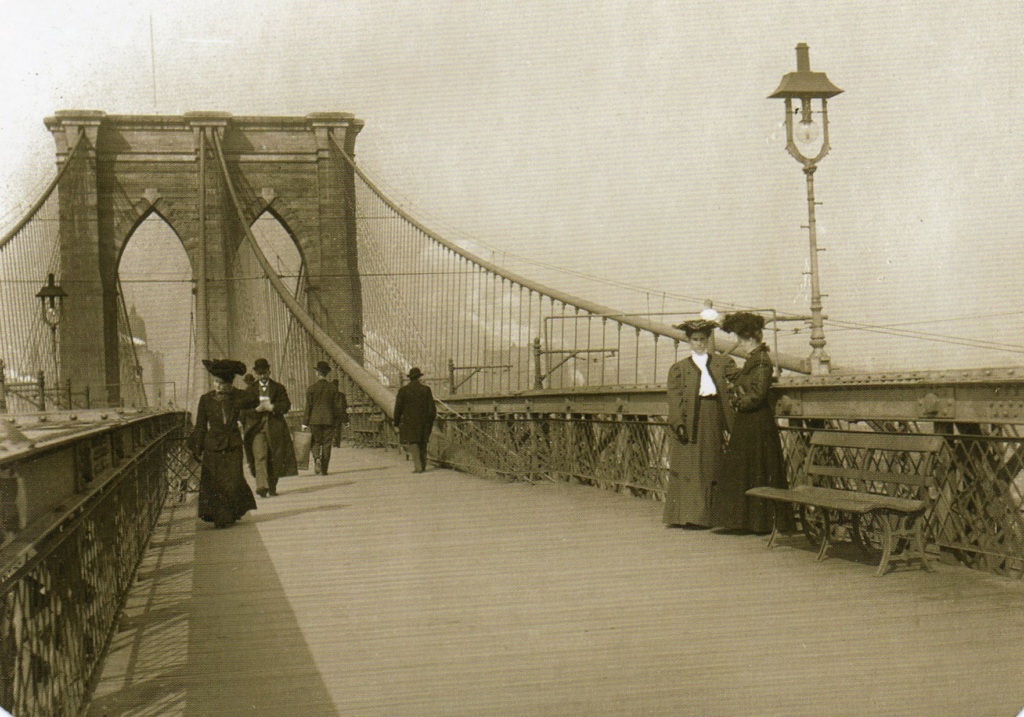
[333,139,812,375]
[0,414,184,585]
[0,129,84,250]
[210,129,398,417]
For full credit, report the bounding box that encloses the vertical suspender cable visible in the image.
[195,128,209,395]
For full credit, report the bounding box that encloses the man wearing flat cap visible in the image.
[303,360,347,475]
[246,358,298,496]
[393,367,436,473]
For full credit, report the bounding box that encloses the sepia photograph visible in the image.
[1,1,1024,715]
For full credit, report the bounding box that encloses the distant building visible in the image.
[127,305,166,406]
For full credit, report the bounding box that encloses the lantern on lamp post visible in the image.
[36,273,67,385]
[770,43,842,375]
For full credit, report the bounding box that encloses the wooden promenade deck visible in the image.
[85,444,1024,716]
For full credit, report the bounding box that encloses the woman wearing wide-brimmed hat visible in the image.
[663,318,737,528]
[712,312,795,534]
[190,359,260,528]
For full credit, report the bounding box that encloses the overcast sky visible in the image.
[2,0,1023,372]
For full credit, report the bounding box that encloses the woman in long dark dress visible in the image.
[713,313,796,534]
[190,360,260,528]
[663,319,736,528]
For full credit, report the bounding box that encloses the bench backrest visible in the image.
[802,431,945,495]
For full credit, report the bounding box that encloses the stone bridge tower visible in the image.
[45,110,364,406]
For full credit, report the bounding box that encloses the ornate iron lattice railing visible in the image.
[434,412,671,495]
[0,411,190,716]
[427,374,1024,578]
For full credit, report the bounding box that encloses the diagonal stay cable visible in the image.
[215,133,531,468]
[210,129,397,417]
[214,131,510,469]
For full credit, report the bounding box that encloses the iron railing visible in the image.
[393,371,1024,578]
[0,411,191,716]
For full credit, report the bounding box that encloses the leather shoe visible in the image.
[256,488,268,497]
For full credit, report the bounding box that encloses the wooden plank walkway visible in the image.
[86,444,1024,716]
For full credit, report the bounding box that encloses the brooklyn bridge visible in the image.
[2,99,1024,714]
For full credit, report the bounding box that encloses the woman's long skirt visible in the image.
[663,397,726,527]
[713,406,795,534]
[198,447,258,526]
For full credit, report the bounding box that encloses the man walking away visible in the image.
[393,367,436,473]
[304,361,342,475]
[246,358,298,496]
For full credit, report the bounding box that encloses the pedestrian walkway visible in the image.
[86,444,1024,716]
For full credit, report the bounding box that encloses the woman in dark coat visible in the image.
[713,313,796,534]
[190,360,260,528]
[663,319,736,528]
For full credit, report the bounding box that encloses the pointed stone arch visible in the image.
[118,212,193,408]
[249,206,306,291]
[227,209,308,369]
[45,111,364,406]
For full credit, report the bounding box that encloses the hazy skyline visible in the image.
[2,0,1023,372]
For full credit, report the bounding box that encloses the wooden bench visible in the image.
[746,431,945,576]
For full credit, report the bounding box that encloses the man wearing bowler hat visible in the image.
[303,360,346,475]
[246,358,298,496]
[393,367,437,473]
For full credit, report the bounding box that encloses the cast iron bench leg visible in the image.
[915,518,935,572]
[877,512,895,577]
[766,510,780,549]
[815,510,831,561]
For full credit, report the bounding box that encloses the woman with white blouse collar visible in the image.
[663,318,737,529]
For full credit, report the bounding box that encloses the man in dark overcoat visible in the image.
[246,358,298,496]
[393,366,436,473]
[303,361,343,475]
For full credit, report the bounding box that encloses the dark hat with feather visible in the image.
[674,306,721,337]
[673,319,718,337]
[202,359,247,383]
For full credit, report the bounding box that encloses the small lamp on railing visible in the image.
[36,273,67,384]
[770,43,842,375]
[700,301,721,351]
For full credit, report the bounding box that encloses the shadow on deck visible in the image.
[86,445,1024,716]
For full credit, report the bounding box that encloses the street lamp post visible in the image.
[36,273,67,387]
[770,43,843,375]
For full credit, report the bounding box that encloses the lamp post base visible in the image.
[809,351,831,376]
